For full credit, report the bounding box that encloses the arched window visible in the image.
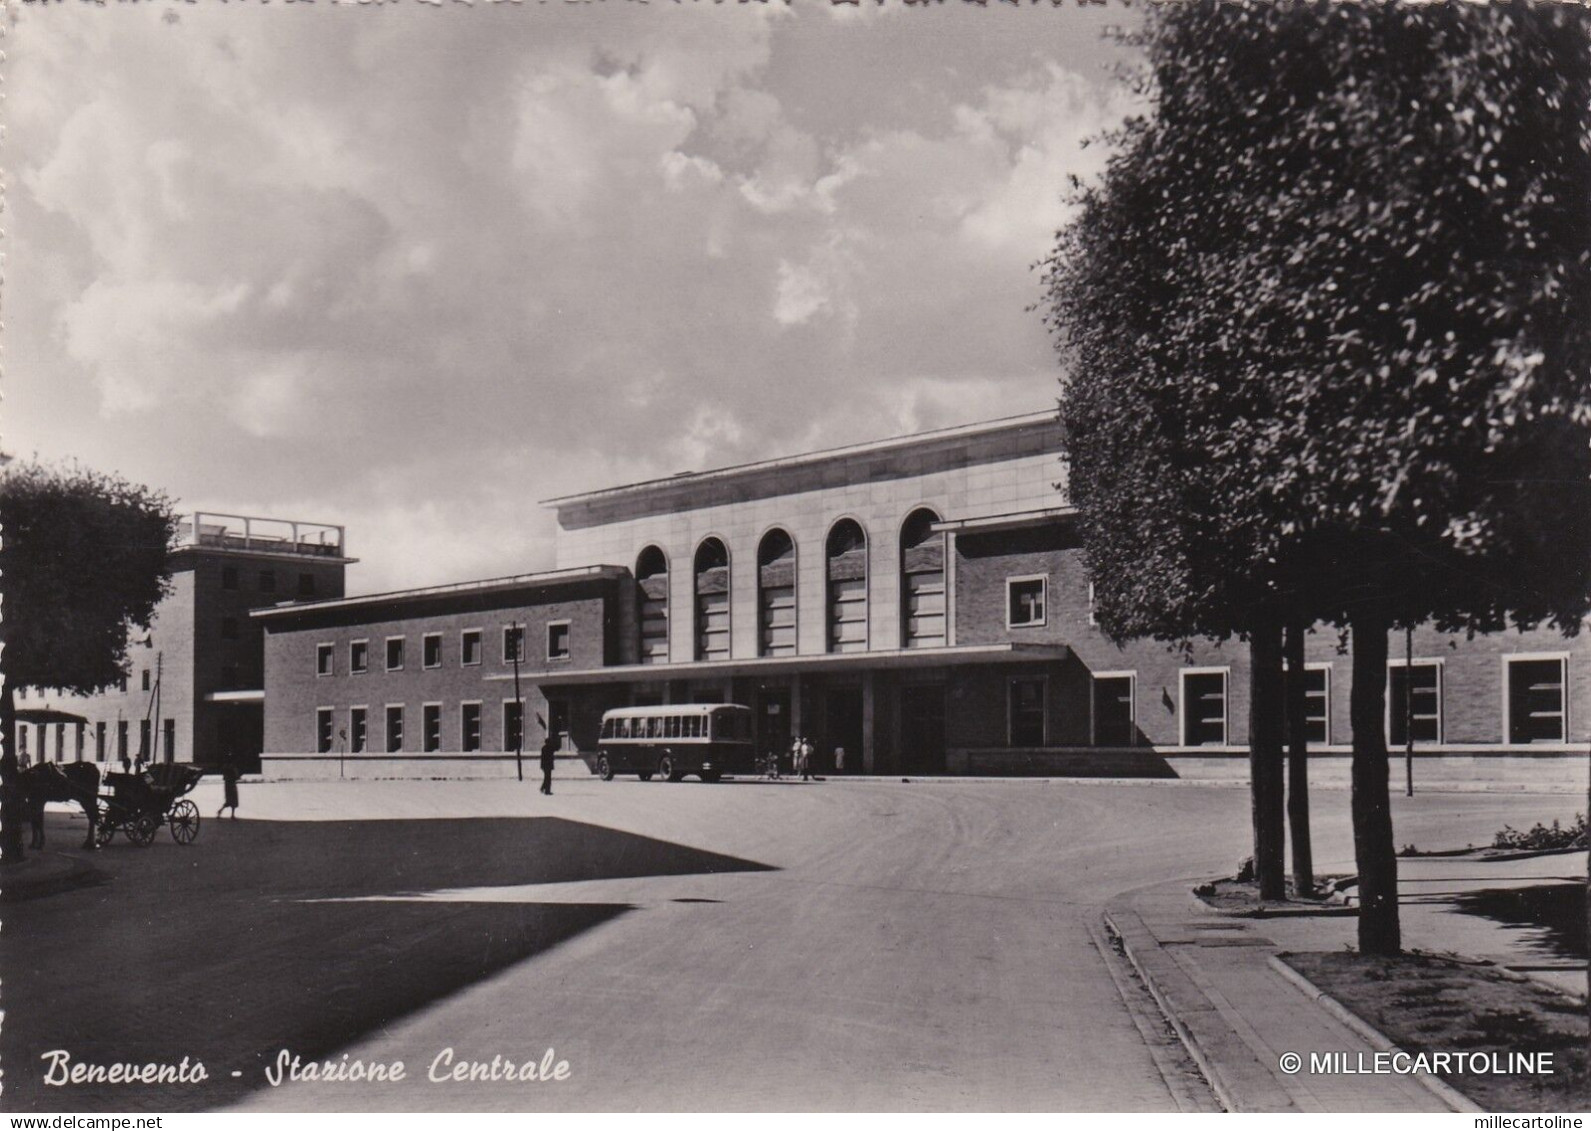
[825,519,868,653]
[757,529,797,657]
[636,546,669,664]
[900,508,945,649]
[694,538,731,661]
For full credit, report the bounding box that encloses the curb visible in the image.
[1102,909,1262,1113]
[1089,916,1222,1112]
[1266,953,1482,1114]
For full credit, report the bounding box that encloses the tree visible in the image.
[0,461,178,862]
[1046,1,1591,954]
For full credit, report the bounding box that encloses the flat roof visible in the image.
[486,642,1070,685]
[540,410,1059,510]
[251,565,626,620]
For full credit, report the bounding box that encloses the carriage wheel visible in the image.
[127,812,160,847]
[168,800,200,845]
[93,812,116,848]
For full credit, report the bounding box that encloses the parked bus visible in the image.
[588,704,755,783]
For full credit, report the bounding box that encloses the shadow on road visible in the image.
[4,814,774,1112]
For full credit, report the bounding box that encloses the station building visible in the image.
[256,412,1588,784]
[16,513,351,771]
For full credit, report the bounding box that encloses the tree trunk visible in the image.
[1349,607,1401,954]
[1,679,24,863]
[1249,616,1286,901]
[1285,618,1315,898]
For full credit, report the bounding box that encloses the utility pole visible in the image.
[511,621,524,783]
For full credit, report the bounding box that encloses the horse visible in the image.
[19,763,101,850]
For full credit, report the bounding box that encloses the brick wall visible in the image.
[952,524,1587,753]
[261,583,614,757]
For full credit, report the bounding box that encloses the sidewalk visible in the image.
[1105,851,1588,1112]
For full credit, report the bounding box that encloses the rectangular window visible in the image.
[1388,662,1441,745]
[19,726,28,760]
[462,629,482,666]
[386,637,405,672]
[317,708,335,754]
[503,626,526,664]
[162,719,174,762]
[77,723,86,761]
[1088,581,1097,627]
[298,573,316,598]
[547,621,571,661]
[350,707,367,753]
[1009,677,1047,746]
[503,700,524,752]
[259,569,277,594]
[461,703,481,752]
[139,718,152,762]
[350,640,369,674]
[423,633,443,669]
[316,643,335,677]
[142,669,152,691]
[221,565,239,591]
[1092,673,1135,746]
[117,721,129,762]
[1507,656,1568,744]
[221,617,239,640]
[1181,670,1229,746]
[423,704,442,752]
[56,723,65,761]
[95,721,107,763]
[386,705,404,753]
[1302,665,1330,745]
[1007,576,1047,628]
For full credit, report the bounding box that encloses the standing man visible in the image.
[539,731,558,796]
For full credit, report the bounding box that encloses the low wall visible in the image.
[261,753,592,781]
[950,746,1589,793]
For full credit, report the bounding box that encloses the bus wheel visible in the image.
[658,755,683,783]
[597,754,614,781]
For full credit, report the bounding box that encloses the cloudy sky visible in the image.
[8,0,1141,594]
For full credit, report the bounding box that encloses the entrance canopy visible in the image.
[15,708,89,725]
[486,642,1070,687]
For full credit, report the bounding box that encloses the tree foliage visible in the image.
[1044,0,1591,950]
[1,460,179,695]
[1045,0,1591,639]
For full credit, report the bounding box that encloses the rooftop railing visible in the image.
[174,512,346,558]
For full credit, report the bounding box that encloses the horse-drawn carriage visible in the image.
[93,764,205,848]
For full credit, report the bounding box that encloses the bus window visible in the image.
[600,719,612,740]
[666,716,679,739]
[688,716,702,738]
[617,719,631,739]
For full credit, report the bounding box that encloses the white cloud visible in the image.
[7,3,1134,595]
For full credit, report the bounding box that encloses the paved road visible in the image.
[11,777,1578,1112]
[212,777,1578,1112]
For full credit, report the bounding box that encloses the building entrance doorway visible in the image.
[899,684,945,774]
[756,686,792,769]
[825,687,863,774]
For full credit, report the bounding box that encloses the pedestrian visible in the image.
[797,735,813,781]
[539,732,558,795]
[833,746,845,775]
[218,755,241,819]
